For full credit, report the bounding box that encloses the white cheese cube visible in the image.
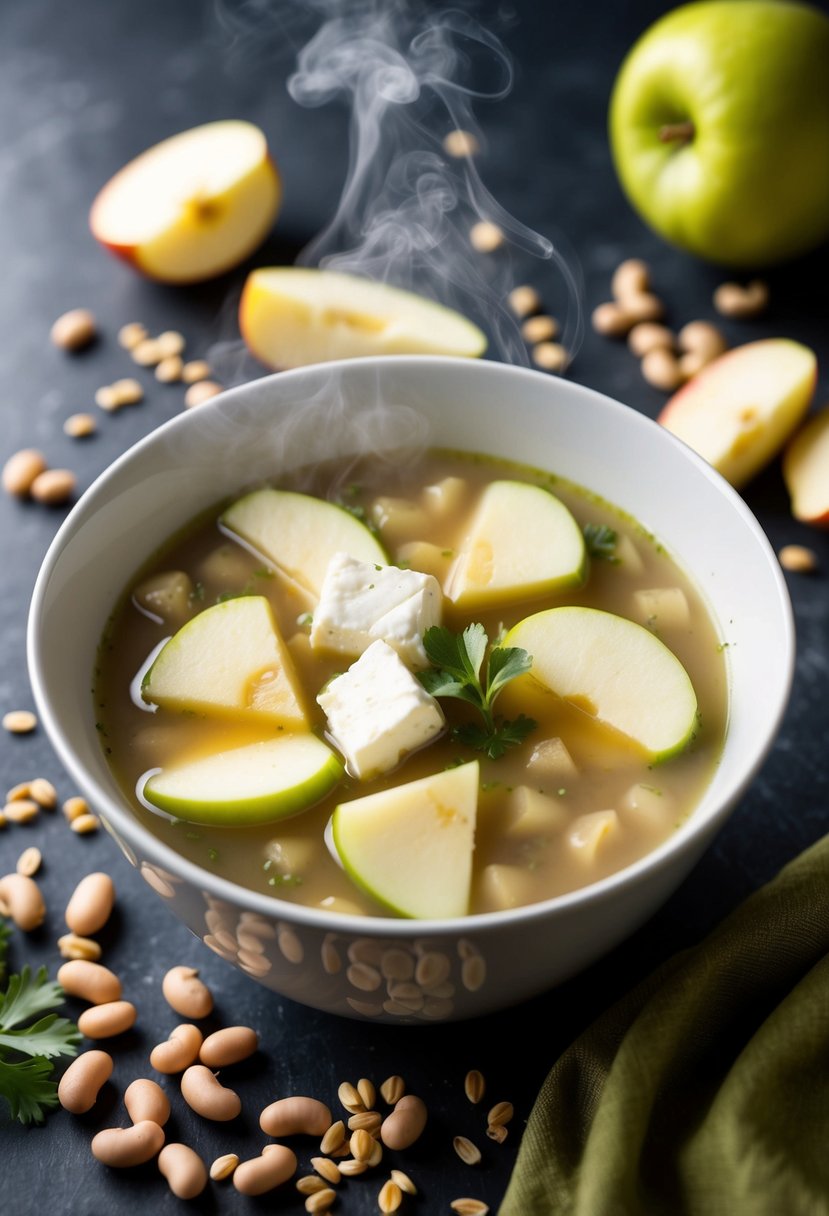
[310,552,442,668]
[317,639,445,780]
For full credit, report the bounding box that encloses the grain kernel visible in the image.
[118,322,148,350]
[155,355,183,383]
[3,449,47,496]
[305,1189,336,1213]
[350,1128,375,1162]
[16,846,42,877]
[29,778,57,808]
[111,378,144,405]
[469,220,504,253]
[95,386,121,411]
[3,711,37,734]
[507,285,541,318]
[311,1157,341,1184]
[70,813,100,834]
[532,342,567,372]
[321,1120,346,1155]
[297,1175,327,1195]
[30,469,76,505]
[464,1069,485,1104]
[443,129,480,158]
[379,1075,405,1105]
[338,1159,368,1176]
[57,933,102,961]
[156,331,185,358]
[6,782,31,802]
[184,380,223,408]
[338,1081,365,1113]
[454,1135,482,1165]
[357,1077,376,1110]
[348,1111,382,1133]
[64,413,96,438]
[62,796,89,822]
[487,1100,514,1127]
[51,308,96,351]
[779,544,818,573]
[391,1169,417,1195]
[521,314,558,344]
[379,1179,403,1212]
[181,359,212,384]
[4,800,39,824]
[486,1123,508,1143]
[210,1153,239,1181]
[450,1200,489,1215]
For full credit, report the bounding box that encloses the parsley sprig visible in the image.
[418,624,537,759]
[0,926,80,1124]
[583,522,617,560]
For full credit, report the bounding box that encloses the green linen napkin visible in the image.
[499,834,829,1216]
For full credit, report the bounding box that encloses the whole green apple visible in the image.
[609,0,829,266]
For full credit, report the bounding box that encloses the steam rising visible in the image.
[213,0,583,376]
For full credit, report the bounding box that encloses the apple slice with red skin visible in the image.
[658,339,817,489]
[783,405,829,527]
[90,121,280,284]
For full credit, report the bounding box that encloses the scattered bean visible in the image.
[260,1095,332,1138]
[350,1128,375,1162]
[158,1143,207,1199]
[162,965,213,1018]
[627,322,675,358]
[111,378,144,406]
[125,1078,171,1126]
[2,710,37,734]
[320,1120,346,1155]
[30,469,76,505]
[507,285,541,318]
[181,359,212,384]
[131,338,164,366]
[641,347,684,392]
[6,781,31,801]
[184,380,223,408]
[779,544,818,573]
[591,301,632,337]
[180,1064,241,1121]
[611,258,650,300]
[677,320,727,363]
[379,1179,403,1212]
[380,1093,427,1150]
[62,796,89,822]
[298,1175,328,1195]
[0,873,46,930]
[521,315,558,344]
[469,220,504,253]
[70,813,100,834]
[305,1185,337,1212]
[66,872,115,935]
[713,279,769,318]
[391,1168,417,1195]
[51,308,96,351]
[311,1156,341,1185]
[624,293,665,324]
[199,1025,258,1068]
[58,959,122,1005]
[29,777,57,807]
[91,1120,165,1168]
[443,129,480,158]
[2,449,47,496]
[95,386,120,412]
[338,1159,369,1177]
[379,1075,405,1106]
[4,799,39,824]
[118,322,148,350]
[338,1080,365,1113]
[77,1000,137,1040]
[357,1077,376,1109]
[150,1023,203,1074]
[58,1049,113,1114]
[155,355,183,383]
[348,1110,382,1133]
[532,342,567,372]
[156,330,186,358]
[57,933,102,961]
[210,1153,239,1181]
[233,1145,297,1196]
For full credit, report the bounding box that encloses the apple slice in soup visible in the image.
[239,267,487,368]
[505,607,698,762]
[445,480,586,609]
[658,339,817,489]
[221,489,387,599]
[332,761,479,919]
[143,735,342,826]
[783,405,829,527]
[142,596,306,728]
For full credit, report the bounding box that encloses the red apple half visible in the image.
[658,339,817,489]
[783,405,829,527]
[90,120,280,283]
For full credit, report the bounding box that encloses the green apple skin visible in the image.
[610,0,829,266]
[505,607,698,763]
[332,761,479,919]
[143,734,343,826]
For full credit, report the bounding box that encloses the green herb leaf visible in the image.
[0,1013,80,1060]
[0,967,68,1032]
[0,921,10,986]
[584,523,617,560]
[0,1056,60,1124]
[486,646,533,702]
[0,963,80,1125]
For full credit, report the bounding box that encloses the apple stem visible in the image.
[658,121,695,146]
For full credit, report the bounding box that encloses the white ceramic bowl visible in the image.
[28,357,794,1022]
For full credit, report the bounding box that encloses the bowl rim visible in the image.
[27,354,796,937]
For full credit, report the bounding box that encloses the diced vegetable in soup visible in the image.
[94,450,727,919]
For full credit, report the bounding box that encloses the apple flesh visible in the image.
[444,480,586,609]
[142,596,306,729]
[90,121,280,283]
[610,1,829,266]
[783,406,829,527]
[239,267,487,368]
[505,607,698,762]
[331,761,479,919]
[658,339,817,489]
[143,735,342,826]
[221,489,387,599]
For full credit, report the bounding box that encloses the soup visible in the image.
[94,449,727,918]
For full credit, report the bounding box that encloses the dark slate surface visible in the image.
[2,2,828,1213]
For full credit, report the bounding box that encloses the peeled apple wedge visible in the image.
[90,121,280,283]
[445,480,586,608]
[783,405,829,527]
[142,596,306,728]
[332,761,479,918]
[505,607,698,762]
[658,339,817,489]
[239,267,487,368]
[221,489,387,598]
[143,735,342,826]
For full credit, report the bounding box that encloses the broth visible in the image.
[94,449,727,917]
